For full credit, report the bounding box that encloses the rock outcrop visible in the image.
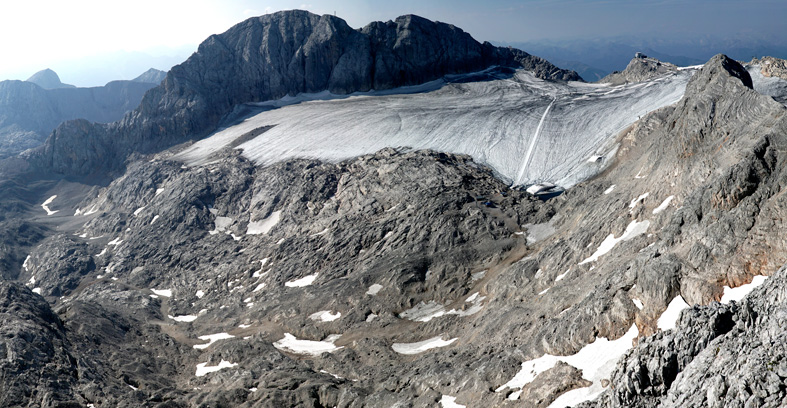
[131,68,167,84]
[600,56,678,85]
[27,10,580,178]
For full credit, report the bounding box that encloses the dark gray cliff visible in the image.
[0,78,158,159]
[28,10,580,178]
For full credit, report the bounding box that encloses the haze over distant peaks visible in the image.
[25,68,75,89]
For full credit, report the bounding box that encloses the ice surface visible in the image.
[150,288,172,297]
[440,395,466,408]
[579,220,650,265]
[193,332,235,350]
[652,195,674,214]
[497,325,639,407]
[195,360,237,377]
[721,275,768,304]
[175,69,693,188]
[748,65,787,106]
[309,310,342,322]
[285,274,318,287]
[366,284,383,295]
[392,335,458,355]
[41,195,59,215]
[247,210,281,235]
[657,295,689,330]
[273,333,343,356]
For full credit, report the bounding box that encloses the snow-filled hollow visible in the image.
[273,333,342,356]
[392,335,458,355]
[579,220,650,265]
[41,195,59,215]
[247,210,281,235]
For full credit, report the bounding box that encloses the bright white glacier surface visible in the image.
[175,69,694,187]
[392,335,458,355]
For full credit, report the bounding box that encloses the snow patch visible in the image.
[440,395,466,408]
[657,296,690,331]
[195,290,205,298]
[366,284,383,295]
[22,255,31,272]
[193,333,235,350]
[108,237,123,246]
[309,310,342,322]
[497,325,639,407]
[247,211,281,235]
[41,195,59,215]
[603,185,615,195]
[632,299,644,310]
[150,288,172,297]
[628,192,650,209]
[366,313,378,322]
[285,274,318,287]
[652,195,674,214]
[195,360,237,377]
[169,314,198,323]
[392,335,458,355]
[721,275,768,304]
[133,206,146,216]
[150,215,160,224]
[555,269,570,282]
[32,287,42,295]
[579,220,650,265]
[273,333,343,356]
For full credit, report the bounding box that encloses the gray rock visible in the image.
[26,68,75,89]
[600,56,678,85]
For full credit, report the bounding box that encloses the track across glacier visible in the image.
[176,68,695,187]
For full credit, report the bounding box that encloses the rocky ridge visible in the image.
[26,68,75,89]
[599,55,678,85]
[25,10,580,178]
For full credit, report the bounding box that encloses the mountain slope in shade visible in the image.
[26,10,580,179]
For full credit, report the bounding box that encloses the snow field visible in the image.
[721,275,768,304]
[41,195,59,215]
[285,274,318,287]
[657,296,690,331]
[193,333,235,350]
[195,360,237,377]
[579,220,650,265]
[273,333,343,356]
[392,335,458,355]
[247,210,281,235]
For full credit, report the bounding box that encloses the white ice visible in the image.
[175,68,693,188]
[440,395,466,408]
[657,295,690,331]
[309,310,342,322]
[498,324,638,408]
[273,333,343,356]
[285,274,318,287]
[652,195,674,214]
[392,335,458,355]
[41,195,59,215]
[193,332,235,350]
[195,359,237,377]
[150,288,172,297]
[579,220,650,265]
[366,283,383,295]
[721,275,768,304]
[247,210,281,235]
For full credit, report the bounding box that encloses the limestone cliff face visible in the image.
[28,10,580,178]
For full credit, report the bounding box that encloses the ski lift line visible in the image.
[516,97,556,184]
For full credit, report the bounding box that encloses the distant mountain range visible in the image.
[0,68,166,159]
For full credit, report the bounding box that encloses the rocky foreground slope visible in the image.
[2,52,787,408]
[24,10,579,178]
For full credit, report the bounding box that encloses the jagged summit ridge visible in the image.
[28,10,580,178]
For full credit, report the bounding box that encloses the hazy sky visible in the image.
[1,0,784,86]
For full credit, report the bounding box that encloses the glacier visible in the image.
[177,68,696,187]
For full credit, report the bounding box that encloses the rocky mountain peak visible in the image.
[131,68,167,84]
[25,68,75,89]
[600,55,677,85]
[687,53,753,93]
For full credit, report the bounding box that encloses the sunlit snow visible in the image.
[497,325,639,407]
[193,332,235,350]
[195,360,237,377]
[247,210,281,235]
[150,288,172,297]
[41,195,59,215]
[657,295,690,331]
[285,274,318,287]
[392,335,458,355]
[309,310,342,322]
[273,333,343,356]
[652,195,674,214]
[603,185,616,195]
[579,220,650,265]
[366,283,383,295]
[721,275,768,304]
[169,314,198,322]
[440,395,466,408]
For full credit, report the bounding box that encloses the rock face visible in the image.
[131,68,167,84]
[26,68,75,89]
[600,56,678,85]
[0,77,158,159]
[27,10,580,178]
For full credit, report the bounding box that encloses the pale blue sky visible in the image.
[1,0,784,85]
